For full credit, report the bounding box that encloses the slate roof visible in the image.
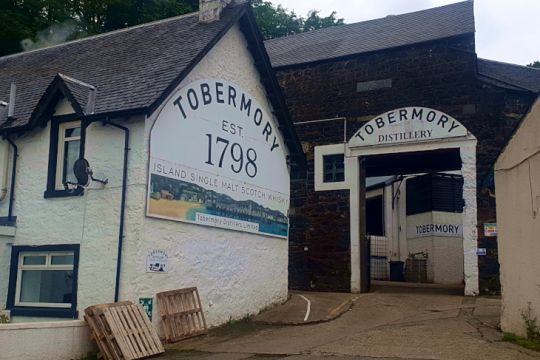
[0,5,245,129]
[477,59,540,93]
[264,1,475,68]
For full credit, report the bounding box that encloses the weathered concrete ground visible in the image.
[161,286,540,360]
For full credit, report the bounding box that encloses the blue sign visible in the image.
[476,248,487,256]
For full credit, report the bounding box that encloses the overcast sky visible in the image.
[275,0,539,66]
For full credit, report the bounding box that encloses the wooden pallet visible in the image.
[156,287,208,343]
[85,301,164,360]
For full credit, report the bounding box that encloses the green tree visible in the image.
[0,0,197,56]
[0,0,75,56]
[251,0,302,39]
[527,61,540,69]
[252,0,344,39]
[303,10,344,33]
[0,0,342,56]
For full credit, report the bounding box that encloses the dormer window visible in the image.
[45,116,84,198]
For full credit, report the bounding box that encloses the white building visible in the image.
[0,0,303,334]
[496,97,540,336]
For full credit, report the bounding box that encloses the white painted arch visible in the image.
[343,107,478,295]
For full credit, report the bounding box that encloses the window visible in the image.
[56,122,81,189]
[323,154,345,183]
[406,173,464,215]
[16,252,75,307]
[314,145,348,191]
[7,245,79,318]
[45,117,83,198]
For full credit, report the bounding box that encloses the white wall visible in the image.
[122,24,289,328]
[496,97,540,336]
[0,320,96,360]
[406,211,464,284]
[0,98,147,318]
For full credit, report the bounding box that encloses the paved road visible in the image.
[164,351,434,359]
[162,286,540,360]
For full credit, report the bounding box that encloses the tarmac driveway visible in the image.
[162,286,540,360]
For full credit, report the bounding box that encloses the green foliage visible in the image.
[251,0,344,39]
[0,313,9,324]
[227,313,252,326]
[0,0,197,56]
[0,0,343,56]
[303,10,344,33]
[527,61,540,69]
[502,333,540,352]
[521,303,540,341]
[504,303,540,352]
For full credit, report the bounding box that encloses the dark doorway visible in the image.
[361,147,465,292]
[366,196,384,236]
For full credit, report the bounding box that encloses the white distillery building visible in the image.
[0,1,303,355]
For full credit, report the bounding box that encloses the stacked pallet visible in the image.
[84,301,164,360]
[156,287,208,343]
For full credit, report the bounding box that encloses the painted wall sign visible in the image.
[476,248,487,256]
[349,107,468,147]
[139,298,153,321]
[484,223,497,237]
[148,79,290,238]
[407,223,463,238]
[146,250,169,273]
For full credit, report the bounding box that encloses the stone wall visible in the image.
[275,35,536,292]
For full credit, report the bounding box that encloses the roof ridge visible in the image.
[265,0,472,44]
[479,58,540,71]
[0,11,200,61]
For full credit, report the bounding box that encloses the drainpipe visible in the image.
[4,136,17,223]
[0,140,10,202]
[101,119,129,303]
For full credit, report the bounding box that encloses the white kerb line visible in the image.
[299,294,311,322]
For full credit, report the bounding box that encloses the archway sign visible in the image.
[349,107,467,148]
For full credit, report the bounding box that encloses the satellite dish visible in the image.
[73,158,91,187]
[71,158,108,189]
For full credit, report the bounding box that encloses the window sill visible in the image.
[44,188,84,198]
[9,307,78,319]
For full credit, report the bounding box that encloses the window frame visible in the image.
[314,144,349,191]
[55,121,82,190]
[6,245,80,318]
[45,115,85,198]
[15,251,75,308]
[323,154,345,183]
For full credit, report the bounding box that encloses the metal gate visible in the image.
[368,235,389,280]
